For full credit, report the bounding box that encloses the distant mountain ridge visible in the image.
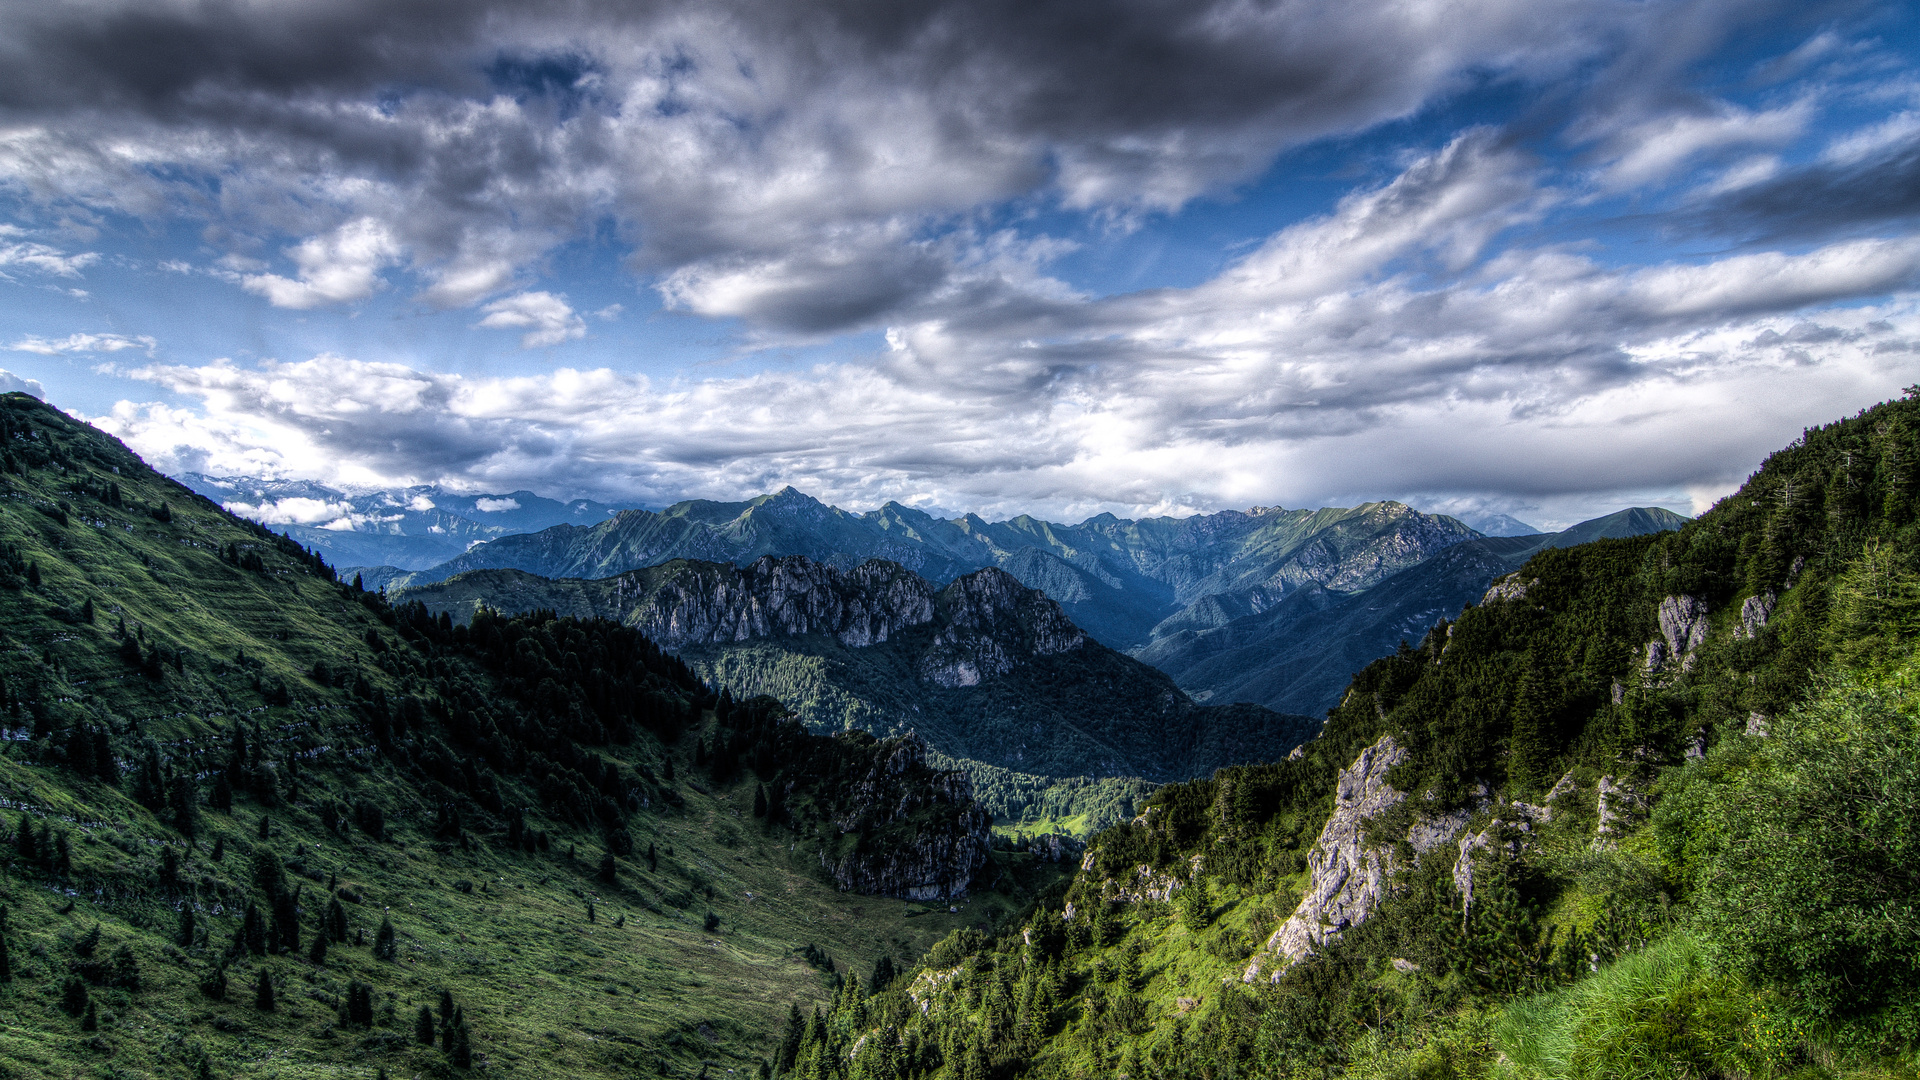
[364,487,1482,652]
[1137,506,1692,714]
[176,473,641,570]
[392,554,1322,783]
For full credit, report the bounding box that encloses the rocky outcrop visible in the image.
[623,556,939,650]
[918,568,1086,687]
[1246,735,1408,978]
[1481,574,1534,604]
[1645,595,1709,673]
[820,734,990,900]
[1735,591,1776,640]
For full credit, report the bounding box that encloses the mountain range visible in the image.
[4,388,1913,1080]
[176,473,642,570]
[388,555,1321,785]
[194,475,1687,721]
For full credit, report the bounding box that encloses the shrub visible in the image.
[1670,663,1920,1039]
[1494,935,1748,1080]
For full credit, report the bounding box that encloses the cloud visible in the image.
[1697,126,1920,239]
[474,496,520,511]
[7,332,155,355]
[238,218,400,309]
[476,291,586,347]
[0,239,97,278]
[0,0,1794,335]
[0,368,46,398]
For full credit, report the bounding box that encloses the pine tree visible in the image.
[0,929,11,982]
[81,1001,98,1031]
[14,814,34,864]
[253,967,275,1011]
[61,974,88,1015]
[587,899,596,923]
[1180,873,1211,929]
[327,897,349,942]
[374,915,397,960]
[241,901,266,956]
[199,959,228,1000]
[209,836,225,861]
[416,1004,437,1044]
[598,852,618,884]
[169,775,199,838]
[177,906,197,948]
[307,928,328,965]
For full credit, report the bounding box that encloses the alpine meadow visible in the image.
[6,382,1920,1078]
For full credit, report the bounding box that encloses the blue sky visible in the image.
[2,0,1919,529]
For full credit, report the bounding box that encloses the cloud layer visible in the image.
[3,0,1918,524]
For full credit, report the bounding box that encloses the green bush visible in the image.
[1672,662,1920,1042]
[1493,935,1747,1080]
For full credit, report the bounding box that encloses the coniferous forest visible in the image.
[4,384,1920,1079]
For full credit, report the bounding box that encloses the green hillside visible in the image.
[0,393,1065,1079]
[761,392,1920,1078]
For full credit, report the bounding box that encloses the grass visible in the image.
[0,395,1066,1078]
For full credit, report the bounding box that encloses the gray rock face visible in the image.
[626,556,938,649]
[1736,591,1776,640]
[1481,574,1534,604]
[1647,595,1709,673]
[1248,735,1409,977]
[820,734,990,900]
[606,558,1088,689]
[919,567,1086,687]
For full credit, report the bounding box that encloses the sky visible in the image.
[2,0,1919,530]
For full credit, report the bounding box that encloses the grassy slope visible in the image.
[0,394,1061,1079]
[762,393,1920,1080]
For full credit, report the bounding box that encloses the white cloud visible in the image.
[476,291,586,347]
[474,496,521,512]
[239,218,400,309]
[1591,100,1812,190]
[0,240,98,278]
[0,368,47,398]
[7,332,155,355]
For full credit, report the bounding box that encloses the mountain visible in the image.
[1453,509,1542,536]
[176,473,641,571]
[390,555,1323,785]
[1135,509,1688,715]
[761,392,1920,1079]
[377,487,1481,653]
[0,393,1065,1079]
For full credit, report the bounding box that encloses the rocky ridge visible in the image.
[394,555,1321,784]
[818,734,991,900]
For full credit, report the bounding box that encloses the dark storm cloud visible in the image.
[1699,130,1920,240]
[0,0,1768,327]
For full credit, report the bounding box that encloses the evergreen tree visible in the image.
[81,1001,98,1031]
[307,928,328,965]
[209,836,225,861]
[168,775,199,837]
[199,959,228,1000]
[61,975,88,1015]
[598,852,618,884]
[0,928,10,983]
[326,897,348,942]
[1180,873,1212,929]
[241,901,266,956]
[177,906,197,948]
[253,967,275,1011]
[14,814,33,864]
[374,915,397,960]
[587,899,596,923]
[415,1004,437,1044]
